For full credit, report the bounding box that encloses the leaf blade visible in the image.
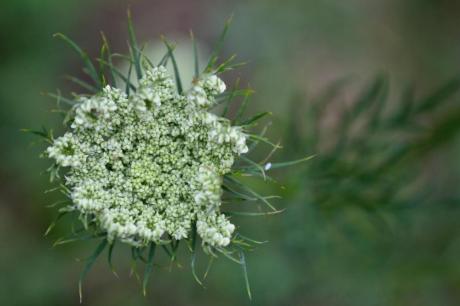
[142,243,156,296]
[79,239,108,303]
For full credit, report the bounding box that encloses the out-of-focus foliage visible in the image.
[276,76,460,305]
[1,0,460,306]
[288,75,460,213]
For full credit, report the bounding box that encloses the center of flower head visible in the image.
[47,66,248,247]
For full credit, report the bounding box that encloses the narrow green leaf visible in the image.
[54,232,105,247]
[223,209,284,217]
[247,123,270,152]
[21,127,53,144]
[223,193,280,203]
[135,43,155,69]
[126,56,134,95]
[234,91,252,123]
[162,37,183,94]
[44,186,62,194]
[100,32,118,88]
[214,54,236,73]
[161,244,173,259]
[214,54,246,74]
[45,91,76,106]
[111,52,133,62]
[206,15,233,71]
[158,48,172,66]
[64,75,98,93]
[54,33,101,88]
[237,233,268,245]
[97,58,136,93]
[223,183,258,201]
[21,127,47,138]
[216,247,242,264]
[127,9,142,80]
[265,155,315,170]
[190,224,203,286]
[232,168,277,183]
[44,211,68,236]
[239,250,252,300]
[107,241,118,278]
[129,260,141,282]
[222,79,240,117]
[225,176,277,211]
[215,88,255,106]
[79,239,108,303]
[142,243,156,296]
[98,42,108,86]
[45,199,69,208]
[239,155,265,180]
[132,247,147,263]
[190,30,199,78]
[232,239,252,248]
[248,134,281,149]
[47,163,60,183]
[241,111,272,126]
[203,256,214,280]
[170,240,180,262]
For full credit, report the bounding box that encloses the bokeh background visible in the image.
[1,1,460,305]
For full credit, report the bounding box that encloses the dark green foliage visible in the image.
[286,75,460,214]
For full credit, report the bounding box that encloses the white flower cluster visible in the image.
[46,133,84,167]
[71,94,117,130]
[193,165,222,209]
[47,66,248,247]
[196,212,235,247]
[187,74,226,108]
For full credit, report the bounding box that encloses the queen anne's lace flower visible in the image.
[47,66,247,247]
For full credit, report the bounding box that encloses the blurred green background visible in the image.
[1,0,460,305]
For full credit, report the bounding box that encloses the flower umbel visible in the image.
[35,13,308,301]
[48,69,246,247]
